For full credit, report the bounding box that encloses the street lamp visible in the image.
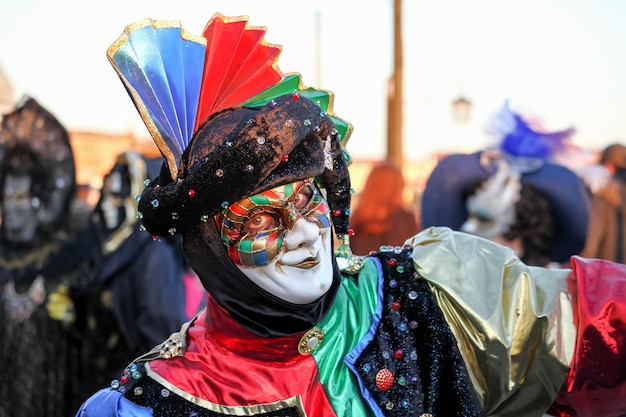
[451,95,471,123]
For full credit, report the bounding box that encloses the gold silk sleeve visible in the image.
[406,227,576,417]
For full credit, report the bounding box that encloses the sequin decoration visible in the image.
[352,249,484,416]
[323,134,333,171]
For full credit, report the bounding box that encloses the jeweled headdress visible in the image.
[107,14,353,239]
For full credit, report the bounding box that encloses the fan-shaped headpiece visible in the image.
[108,13,353,239]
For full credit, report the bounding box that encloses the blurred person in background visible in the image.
[0,97,97,417]
[581,143,626,262]
[422,101,592,267]
[349,161,420,255]
[459,158,557,267]
[78,150,188,400]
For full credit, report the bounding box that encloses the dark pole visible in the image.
[315,11,322,87]
[388,0,403,167]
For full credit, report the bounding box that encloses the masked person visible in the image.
[422,103,592,268]
[580,143,626,263]
[349,161,420,256]
[0,97,97,417]
[436,156,562,267]
[76,14,626,417]
[78,150,188,401]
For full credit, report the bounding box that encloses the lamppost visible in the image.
[451,95,472,123]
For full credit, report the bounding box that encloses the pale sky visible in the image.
[1,0,625,162]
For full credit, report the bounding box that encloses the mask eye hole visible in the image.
[471,211,495,225]
[11,190,31,205]
[242,210,280,233]
[294,184,313,211]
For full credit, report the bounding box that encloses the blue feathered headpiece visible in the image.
[486,101,575,161]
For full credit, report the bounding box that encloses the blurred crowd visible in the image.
[0,97,203,417]
[351,102,626,270]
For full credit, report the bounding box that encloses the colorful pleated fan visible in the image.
[108,13,352,180]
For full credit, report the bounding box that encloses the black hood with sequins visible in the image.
[137,94,351,240]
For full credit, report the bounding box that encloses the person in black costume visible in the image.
[0,97,97,417]
[78,150,188,400]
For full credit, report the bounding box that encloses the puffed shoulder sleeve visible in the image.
[405,226,575,417]
[76,388,153,417]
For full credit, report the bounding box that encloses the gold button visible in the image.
[298,327,324,355]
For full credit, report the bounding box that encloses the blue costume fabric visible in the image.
[77,223,188,400]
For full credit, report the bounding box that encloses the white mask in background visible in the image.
[2,174,39,243]
[461,160,521,240]
[100,171,123,231]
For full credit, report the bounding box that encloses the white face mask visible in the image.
[461,160,521,239]
[239,216,334,304]
[2,174,39,243]
[100,171,123,230]
[220,180,334,304]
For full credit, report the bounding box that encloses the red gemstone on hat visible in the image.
[394,349,404,359]
[333,209,341,217]
[376,369,394,391]
[348,229,355,236]
[282,155,289,162]
[291,92,299,101]
[392,301,401,310]
[121,375,129,384]
[188,189,196,198]
[388,258,397,266]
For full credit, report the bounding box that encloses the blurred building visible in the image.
[69,131,159,207]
